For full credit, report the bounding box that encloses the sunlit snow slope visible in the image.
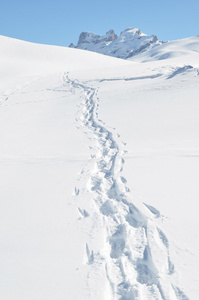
[0,34,199,300]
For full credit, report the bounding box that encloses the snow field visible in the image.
[0,34,199,299]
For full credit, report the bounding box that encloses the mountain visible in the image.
[1,34,199,299]
[69,27,162,59]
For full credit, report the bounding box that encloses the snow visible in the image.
[130,35,199,62]
[0,33,199,299]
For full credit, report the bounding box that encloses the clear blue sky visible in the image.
[0,0,198,46]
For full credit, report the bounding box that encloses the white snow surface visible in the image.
[0,34,199,300]
[70,27,161,59]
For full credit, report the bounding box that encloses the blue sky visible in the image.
[0,0,198,46]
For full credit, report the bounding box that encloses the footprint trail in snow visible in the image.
[63,74,189,300]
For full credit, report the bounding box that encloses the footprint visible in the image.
[100,200,117,216]
[143,203,161,218]
[120,176,127,183]
[110,225,126,258]
[74,187,79,196]
[136,246,158,285]
[78,207,89,218]
[86,244,94,264]
[125,205,146,228]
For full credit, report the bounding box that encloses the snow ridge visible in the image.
[63,74,189,300]
[69,28,162,59]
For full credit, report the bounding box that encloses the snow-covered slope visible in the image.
[70,28,162,59]
[0,34,199,300]
[130,35,199,62]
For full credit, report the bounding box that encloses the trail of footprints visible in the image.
[63,74,189,300]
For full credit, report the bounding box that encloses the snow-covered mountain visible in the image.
[1,34,199,300]
[69,27,162,59]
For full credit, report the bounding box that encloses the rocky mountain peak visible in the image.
[76,29,118,46]
[70,27,162,59]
